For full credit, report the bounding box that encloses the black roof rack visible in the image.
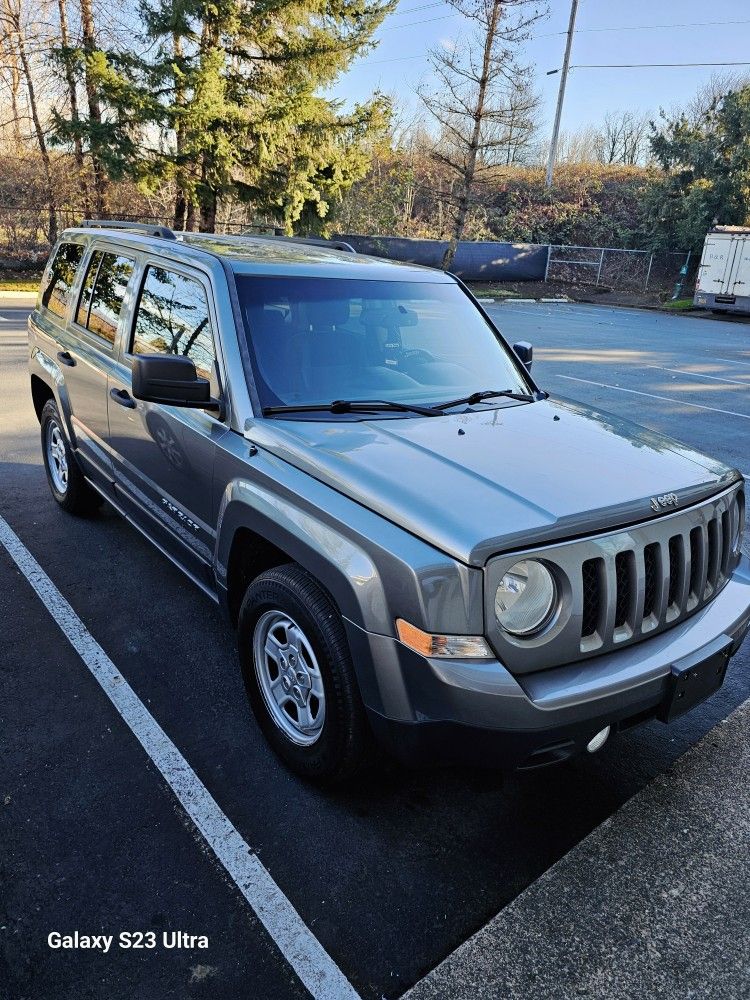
[238,232,356,254]
[79,221,355,254]
[81,219,177,241]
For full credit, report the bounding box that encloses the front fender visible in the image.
[213,447,483,639]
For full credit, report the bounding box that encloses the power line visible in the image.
[367,53,423,65]
[391,1,444,15]
[537,18,750,38]
[569,61,750,70]
[380,11,458,32]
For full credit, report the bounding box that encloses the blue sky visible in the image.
[330,0,750,138]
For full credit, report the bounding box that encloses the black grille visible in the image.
[689,526,702,597]
[706,518,719,592]
[721,510,731,576]
[614,552,632,628]
[581,558,601,637]
[643,543,659,618]
[668,535,682,607]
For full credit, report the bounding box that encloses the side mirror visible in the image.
[132,354,222,412]
[513,341,533,371]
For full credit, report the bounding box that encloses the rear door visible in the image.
[727,235,750,298]
[62,246,137,481]
[697,234,734,295]
[107,260,229,586]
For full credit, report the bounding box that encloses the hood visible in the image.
[248,397,739,565]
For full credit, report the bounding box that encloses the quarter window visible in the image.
[41,242,84,319]
[76,251,135,344]
[132,266,216,382]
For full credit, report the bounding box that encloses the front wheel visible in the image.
[238,565,372,784]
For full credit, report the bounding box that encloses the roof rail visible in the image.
[241,232,356,254]
[81,219,177,241]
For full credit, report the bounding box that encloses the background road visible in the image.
[1,301,749,1000]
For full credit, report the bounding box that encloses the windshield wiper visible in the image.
[263,398,445,417]
[438,388,537,409]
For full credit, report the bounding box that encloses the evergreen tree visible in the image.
[51,0,394,232]
[646,86,750,250]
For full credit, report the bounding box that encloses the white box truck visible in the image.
[694,225,750,314]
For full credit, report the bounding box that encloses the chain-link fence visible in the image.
[0,205,695,299]
[544,245,695,296]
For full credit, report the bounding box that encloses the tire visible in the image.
[238,564,372,784]
[40,399,103,515]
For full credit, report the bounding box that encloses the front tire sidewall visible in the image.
[238,567,368,783]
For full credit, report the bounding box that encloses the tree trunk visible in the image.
[199,173,217,232]
[6,0,57,242]
[58,0,90,216]
[172,30,188,230]
[78,0,108,216]
[441,0,501,271]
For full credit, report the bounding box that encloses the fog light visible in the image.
[586,725,610,753]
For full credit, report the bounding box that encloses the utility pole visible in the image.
[545,0,579,189]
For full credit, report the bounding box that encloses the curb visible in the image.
[480,297,571,305]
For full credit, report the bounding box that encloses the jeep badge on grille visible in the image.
[650,493,679,512]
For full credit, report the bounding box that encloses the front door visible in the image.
[107,262,228,586]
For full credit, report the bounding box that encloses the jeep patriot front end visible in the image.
[28,223,750,781]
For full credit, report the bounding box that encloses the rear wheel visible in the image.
[238,564,372,784]
[40,399,103,515]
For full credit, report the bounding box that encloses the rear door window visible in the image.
[76,250,135,345]
[131,265,216,383]
[40,242,85,319]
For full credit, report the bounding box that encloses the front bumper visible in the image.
[345,556,750,769]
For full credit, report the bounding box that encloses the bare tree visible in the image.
[418,0,545,270]
[546,125,598,164]
[56,0,90,214]
[593,110,651,166]
[0,35,24,145]
[684,71,750,126]
[75,0,108,215]
[0,0,58,240]
[501,73,541,165]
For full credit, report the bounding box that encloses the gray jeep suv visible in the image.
[28,221,750,782]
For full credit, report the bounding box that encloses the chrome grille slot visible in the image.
[486,483,744,676]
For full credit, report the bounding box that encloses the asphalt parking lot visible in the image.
[1,299,749,1000]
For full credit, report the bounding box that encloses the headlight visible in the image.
[495,560,556,636]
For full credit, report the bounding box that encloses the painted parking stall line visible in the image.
[646,365,750,387]
[709,357,750,369]
[554,374,750,421]
[0,512,359,1000]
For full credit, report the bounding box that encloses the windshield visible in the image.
[236,275,532,412]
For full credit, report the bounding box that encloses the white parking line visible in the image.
[0,513,359,1000]
[711,357,750,369]
[646,365,750,386]
[555,375,750,420]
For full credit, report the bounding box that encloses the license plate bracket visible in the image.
[657,634,733,723]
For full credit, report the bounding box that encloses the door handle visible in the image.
[57,351,76,367]
[110,387,137,409]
